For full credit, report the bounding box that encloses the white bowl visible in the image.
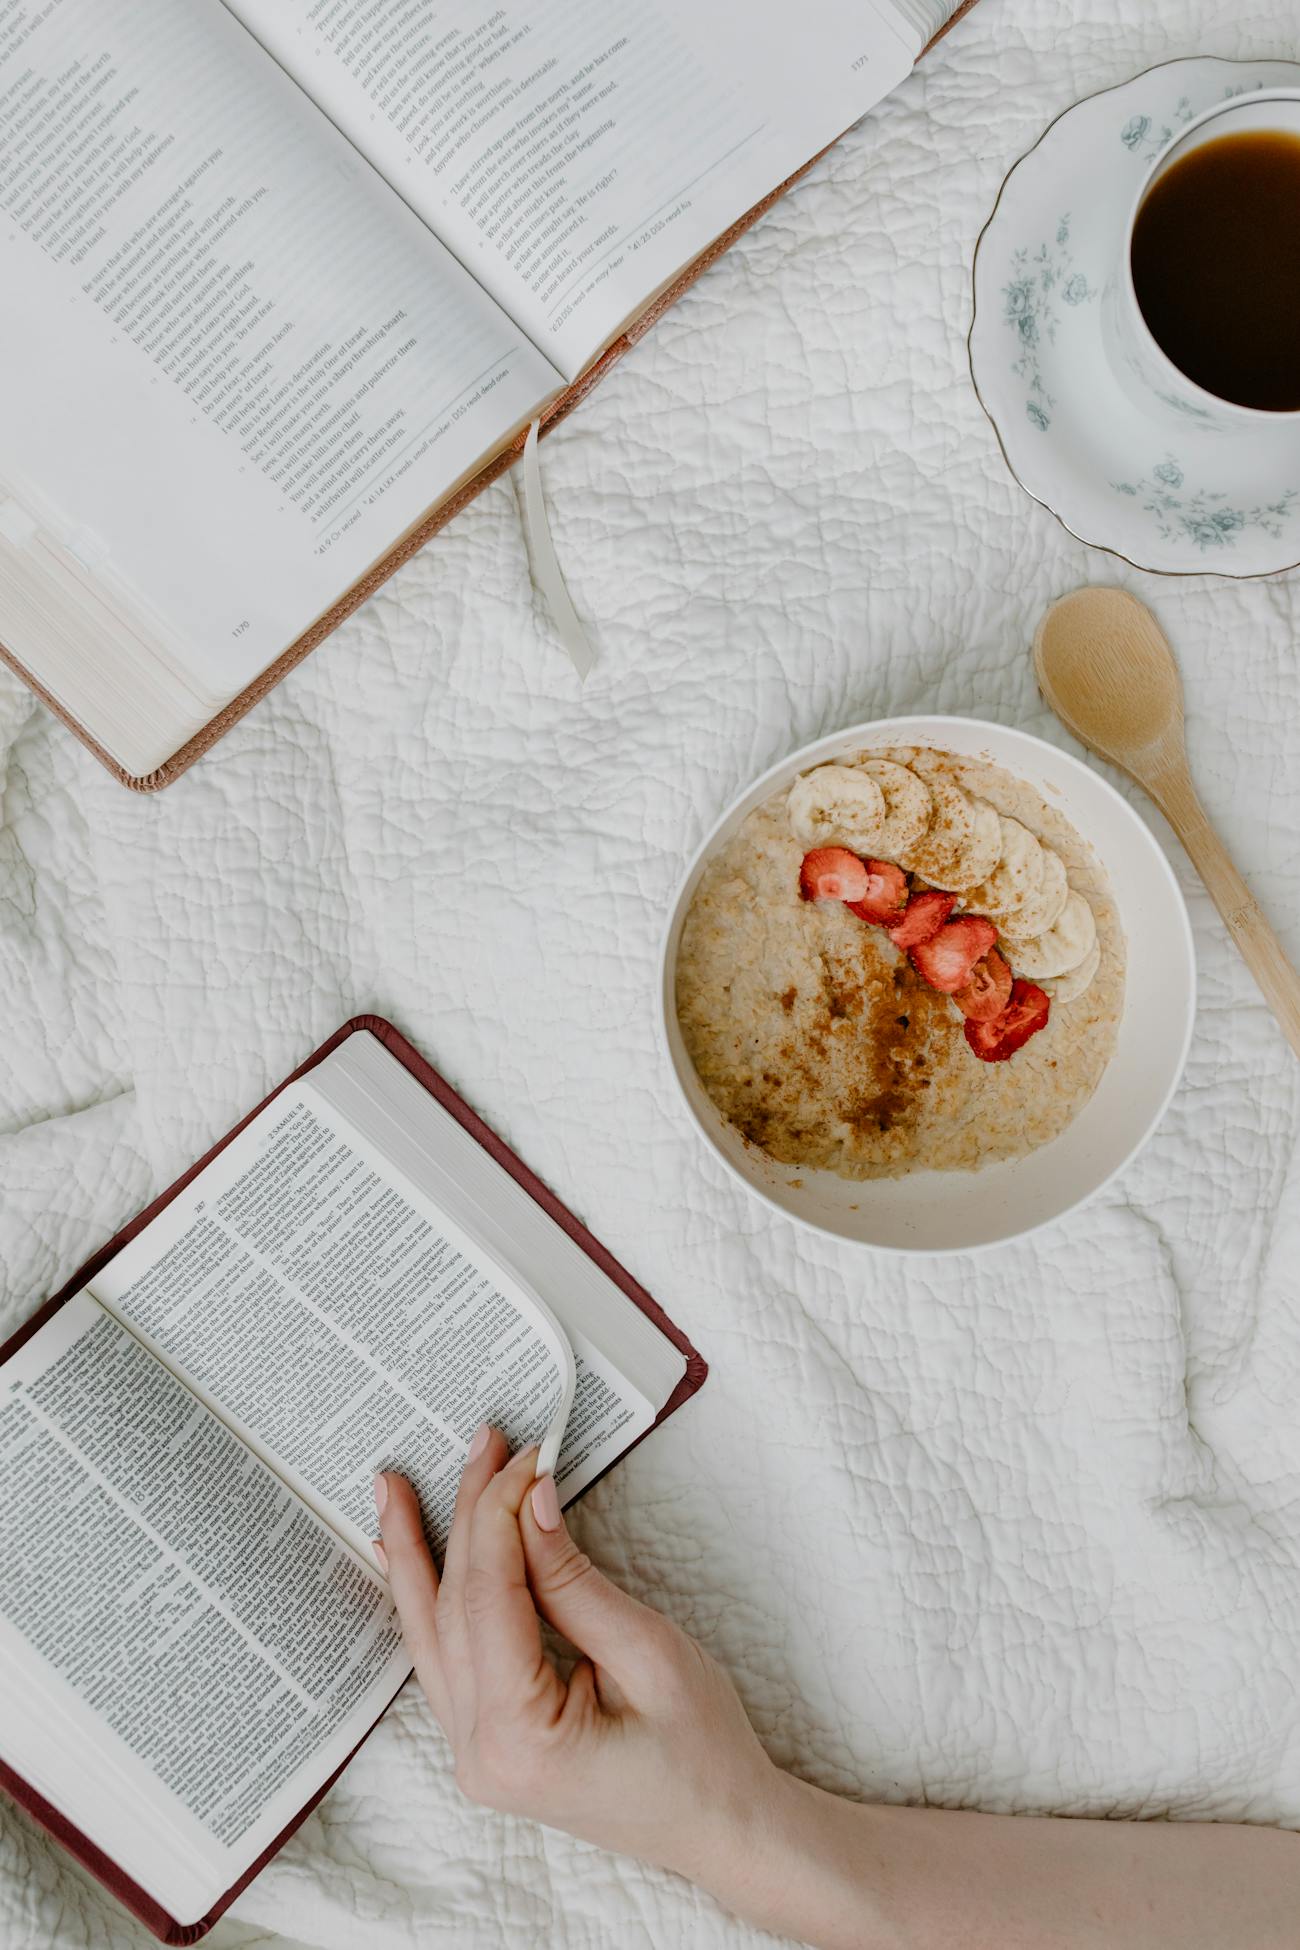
[659,716,1195,1253]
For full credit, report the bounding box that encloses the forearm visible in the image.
[385,1444,1300,1950]
[692,1769,1300,1950]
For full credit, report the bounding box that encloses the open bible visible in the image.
[0,1018,704,1942]
[0,0,975,788]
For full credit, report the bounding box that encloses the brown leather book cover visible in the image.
[0,1014,707,1942]
[0,3,979,792]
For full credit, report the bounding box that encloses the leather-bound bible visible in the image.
[0,1017,706,1941]
[0,0,976,788]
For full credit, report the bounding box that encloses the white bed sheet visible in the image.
[3,1,1300,1944]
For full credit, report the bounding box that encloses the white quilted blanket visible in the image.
[5,2,1300,1944]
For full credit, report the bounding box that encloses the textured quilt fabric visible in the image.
[4,1,1300,1944]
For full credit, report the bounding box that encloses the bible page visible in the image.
[226,0,920,380]
[308,1030,687,1503]
[0,1293,410,1925]
[89,1084,578,1568]
[0,0,562,775]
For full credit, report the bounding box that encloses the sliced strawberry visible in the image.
[909,915,998,994]
[845,858,909,925]
[799,847,869,903]
[953,948,1013,1023]
[964,979,1051,1062]
[885,889,956,949]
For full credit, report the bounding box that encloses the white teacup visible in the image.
[1102,89,1300,435]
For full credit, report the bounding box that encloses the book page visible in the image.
[0,1293,410,1923]
[309,1031,687,1496]
[227,0,919,379]
[90,1085,580,1565]
[0,0,561,774]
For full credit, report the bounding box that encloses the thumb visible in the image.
[520,1474,657,1679]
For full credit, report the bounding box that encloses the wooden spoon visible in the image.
[1034,585,1300,1059]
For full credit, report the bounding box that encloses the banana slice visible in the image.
[898,775,976,883]
[944,797,1003,893]
[1044,937,1101,1006]
[858,759,931,857]
[1001,846,1069,942]
[787,765,886,851]
[1008,889,1097,980]
[967,816,1045,924]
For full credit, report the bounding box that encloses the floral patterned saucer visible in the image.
[969,58,1300,577]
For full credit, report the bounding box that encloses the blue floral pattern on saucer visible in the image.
[1111,457,1297,552]
[1002,216,1094,430]
[1119,97,1193,161]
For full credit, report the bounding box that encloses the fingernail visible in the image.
[531,1475,561,1532]
[372,1539,388,1574]
[467,1423,492,1462]
[373,1472,388,1515]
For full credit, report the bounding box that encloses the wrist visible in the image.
[655,1749,785,1903]
[681,1766,898,1950]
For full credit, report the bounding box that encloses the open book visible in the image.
[0,1019,703,1942]
[0,0,973,788]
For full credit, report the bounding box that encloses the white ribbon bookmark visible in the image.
[518,419,596,679]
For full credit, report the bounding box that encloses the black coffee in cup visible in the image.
[1130,129,1300,413]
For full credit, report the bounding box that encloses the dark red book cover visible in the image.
[0,1015,707,1942]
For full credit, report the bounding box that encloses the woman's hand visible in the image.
[375,1432,1300,1950]
[373,1429,781,1889]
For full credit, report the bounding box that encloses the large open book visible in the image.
[0,0,975,789]
[0,1018,704,1942]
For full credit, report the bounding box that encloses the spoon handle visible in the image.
[1151,765,1300,1059]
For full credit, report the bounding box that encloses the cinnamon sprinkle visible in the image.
[729,937,953,1151]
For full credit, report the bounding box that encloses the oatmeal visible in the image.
[675,746,1125,1178]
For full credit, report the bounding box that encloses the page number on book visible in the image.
[232,619,251,638]
[851,51,873,71]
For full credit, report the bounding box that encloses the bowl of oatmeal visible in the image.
[661,717,1194,1252]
